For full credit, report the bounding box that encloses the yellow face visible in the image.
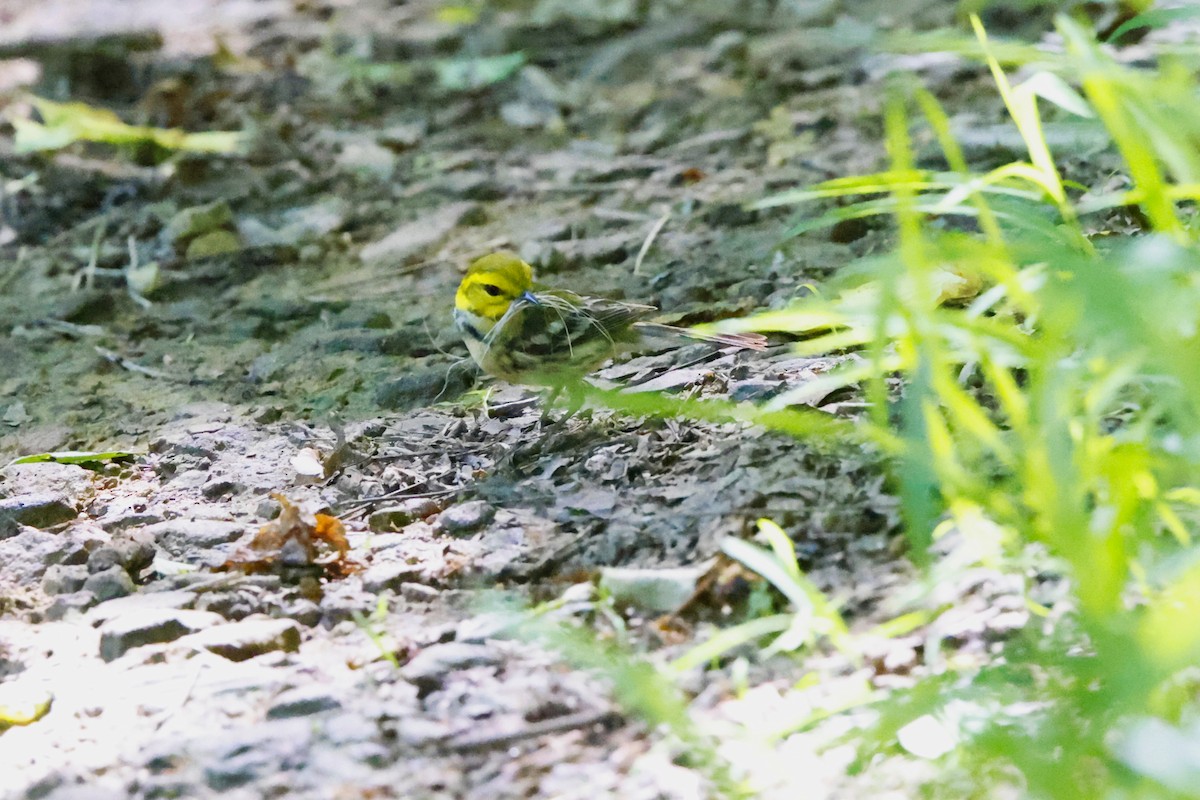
[455,252,535,322]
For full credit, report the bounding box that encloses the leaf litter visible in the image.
[218,493,358,580]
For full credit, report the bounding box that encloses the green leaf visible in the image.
[721,537,813,614]
[6,450,138,466]
[1108,7,1200,44]
[435,52,525,91]
[14,97,245,155]
[667,614,795,675]
[0,683,52,730]
[758,518,802,583]
[1019,71,1094,119]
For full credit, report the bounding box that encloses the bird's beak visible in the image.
[519,291,541,306]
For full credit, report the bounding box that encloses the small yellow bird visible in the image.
[453,251,766,406]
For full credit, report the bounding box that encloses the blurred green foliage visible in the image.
[711,11,1200,798]
[12,96,244,157]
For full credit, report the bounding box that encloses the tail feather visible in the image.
[634,322,768,351]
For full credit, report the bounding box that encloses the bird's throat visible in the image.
[454,308,493,343]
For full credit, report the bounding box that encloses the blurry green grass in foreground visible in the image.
[704,12,1200,799]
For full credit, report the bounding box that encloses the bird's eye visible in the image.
[481,283,504,297]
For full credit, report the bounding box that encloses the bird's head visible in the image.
[455,251,536,322]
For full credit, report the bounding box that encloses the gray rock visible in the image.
[401,642,502,694]
[88,537,157,575]
[266,685,343,719]
[0,492,76,533]
[390,716,452,746]
[540,234,630,268]
[141,519,245,553]
[239,198,349,248]
[178,617,302,661]
[702,202,759,227]
[455,611,520,643]
[164,200,233,246]
[359,202,480,265]
[334,136,398,177]
[37,783,126,800]
[399,582,439,602]
[45,590,98,620]
[83,565,135,602]
[98,608,224,662]
[434,501,495,536]
[195,591,258,620]
[378,122,425,150]
[318,585,375,627]
[341,741,389,768]
[706,29,748,67]
[367,498,439,531]
[43,563,89,595]
[438,171,503,201]
[124,538,156,573]
[86,589,196,626]
[374,362,477,411]
[361,561,423,593]
[86,544,125,573]
[201,477,240,499]
[599,565,707,613]
[203,749,271,790]
[0,529,90,587]
[200,719,312,790]
[322,712,378,745]
[729,379,785,403]
[284,599,323,627]
[1,462,92,500]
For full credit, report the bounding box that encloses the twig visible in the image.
[82,216,107,290]
[125,234,152,310]
[335,483,458,510]
[95,346,188,382]
[0,245,27,293]
[180,574,248,594]
[440,709,623,754]
[663,127,749,154]
[633,211,670,276]
[34,319,106,338]
[593,207,653,223]
[154,663,206,732]
[48,210,112,246]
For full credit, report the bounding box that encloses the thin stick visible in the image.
[0,245,26,293]
[335,483,458,510]
[126,234,152,310]
[441,709,623,754]
[633,210,670,276]
[83,216,107,290]
[154,663,206,732]
[94,346,185,382]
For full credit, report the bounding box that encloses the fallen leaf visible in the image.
[220,493,357,578]
[14,96,244,155]
[0,683,52,730]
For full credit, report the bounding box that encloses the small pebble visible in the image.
[433,501,495,536]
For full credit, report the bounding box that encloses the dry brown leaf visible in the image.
[219,492,358,578]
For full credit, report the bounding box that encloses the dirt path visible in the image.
[0,2,1028,797]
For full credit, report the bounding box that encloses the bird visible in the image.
[453,251,767,410]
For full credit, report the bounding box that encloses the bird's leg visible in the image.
[539,381,587,426]
[539,385,564,426]
[563,381,587,420]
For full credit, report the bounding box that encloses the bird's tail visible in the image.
[634,322,768,351]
